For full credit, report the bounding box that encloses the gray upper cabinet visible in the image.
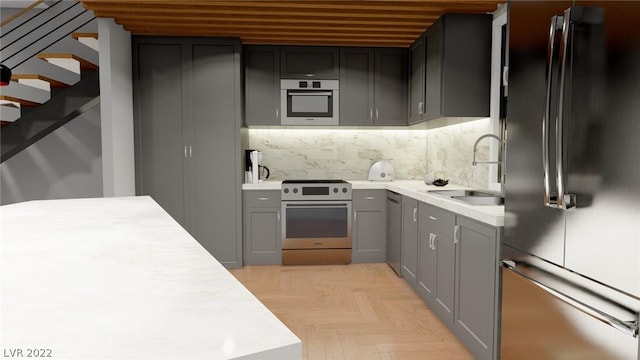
[339,47,375,126]
[244,46,280,126]
[243,190,281,265]
[133,37,243,269]
[352,189,387,263]
[374,48,408,126]
[453,216,500,360]
[401,196,418,288]
[423,14,492,121]
[339,47,407,126]
[408,35,425,125]
[280,46,339,79]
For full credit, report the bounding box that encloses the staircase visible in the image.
[0,0,99,163]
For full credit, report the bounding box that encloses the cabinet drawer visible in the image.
[244,190,281,208]
[419,202,455,236]
[353,189,387,211]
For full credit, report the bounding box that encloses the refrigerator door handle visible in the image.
[543,15,564,209]
[502,260,639,338]
[557,9,587,210]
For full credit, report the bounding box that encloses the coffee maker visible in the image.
[245,150,269,184]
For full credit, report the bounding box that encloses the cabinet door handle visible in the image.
[454,225,460,244]
[184,146,188,158]
[277,211,280,222]
[418,101,424,115]
[429,215,437,221]
[354,212,357,220]
[189,146,192,158]
[257,197,270,201]
[376,108,379,120]
[276,107,279,120]
[364,196,375,200]
[370,108,373,120]
[413,208,417,222]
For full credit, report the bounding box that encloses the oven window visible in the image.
[287,91,333,117]
[285,207,347,238]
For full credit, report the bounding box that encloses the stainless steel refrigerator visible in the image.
[502,2,640,358]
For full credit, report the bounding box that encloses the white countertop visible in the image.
[243,180,504,227]
[0,196,301,360]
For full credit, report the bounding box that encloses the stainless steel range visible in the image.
[281,180,352,265]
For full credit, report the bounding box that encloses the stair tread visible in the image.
[0,95,41,107]
[71,32,98,40]
[37,53,99,71]
[1,102,20,109]
[11,74,70,88]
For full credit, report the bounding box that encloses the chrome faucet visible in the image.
[472,134,502,166]
[472,133,505,194]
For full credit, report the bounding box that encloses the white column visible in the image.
[98,18,135,196]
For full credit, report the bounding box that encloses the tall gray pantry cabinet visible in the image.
[132,37,243,269]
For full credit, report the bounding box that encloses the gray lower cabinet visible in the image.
[339,47,407,126]
[352,189,387,263]
[133,37,243,269]
[243,190,281,265]
[244,45,280,126]
[417,202,456,324]
[401,196,418,288]
[402,198,500,360]
[453,216,500,360]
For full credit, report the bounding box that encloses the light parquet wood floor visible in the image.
[229,263,472,360]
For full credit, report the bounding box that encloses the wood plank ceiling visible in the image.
[78,0,504,48]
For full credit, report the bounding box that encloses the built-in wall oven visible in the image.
[281,180,352,265]
[280,79,339,126]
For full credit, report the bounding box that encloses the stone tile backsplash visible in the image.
[248,118,492,188]
[426,118,492,189]
[248,128,428,180]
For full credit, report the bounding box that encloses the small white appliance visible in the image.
[368,160,394,181]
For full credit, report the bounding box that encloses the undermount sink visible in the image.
[451,195,504,206]
[419,189,505,206]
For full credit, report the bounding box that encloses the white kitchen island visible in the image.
[0,196,301,359]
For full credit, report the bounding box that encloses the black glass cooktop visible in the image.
[282,180,348,184]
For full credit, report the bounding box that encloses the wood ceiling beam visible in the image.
[91,9,445,21]
[124,27,420,39]
[93,12,429,27]
[81,0,499,12]
[117,22,426,33]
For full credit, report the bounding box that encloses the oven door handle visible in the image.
[287,91,333,96]
[284,203,350,207]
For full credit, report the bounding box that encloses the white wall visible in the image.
[98,18,135,197]
[0,105,103,205]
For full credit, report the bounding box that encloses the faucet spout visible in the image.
[472,134,502,166]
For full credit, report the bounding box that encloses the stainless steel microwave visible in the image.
[280,79,339,126]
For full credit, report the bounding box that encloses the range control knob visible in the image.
[342,187,348,193]
[293,188,298,194]
[333,187,339,193]
[283,188,289,194]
